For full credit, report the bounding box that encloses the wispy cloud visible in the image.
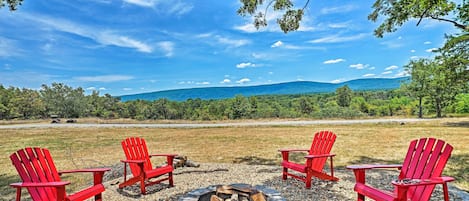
[123,0,193,16]
[217,36,250,47]
[157,41,174,57]
[28,14,153,53]
[196,81,210,85]
[220,79,231,84]
[426,48,438,52]
[362,73,375,77]
[236,62,257,68]
[382,71,392,75]
[350,63,368,69]
[123,0,155,7]
[0,37,20,57]
[320,5,357,14]
[74,75,134,82]
[323,58,345,64]
[236,78,250,84]
[385,65,399,70]
[424,41,432,45]
[309,33,367,43]
[331,79,343,83]
[271,41,283,48]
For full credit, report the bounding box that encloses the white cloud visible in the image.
[236,62,256,68]
[123,87,132,91]
[380,40,403,48]
[30,15,152,53]
[123,0,155,7]
[350,63,367,69]
[271,41,283,48]
[396,71,410,77]
[309,33,367,43]
[236,78,251,84]
[410,49,416,53]
[123,0,193,16]
[320,5,357,14]
[196,81,210,85]
[424,41,432,45]
[382,71,392,75]
[86,87,96,90]
[426,48,438,53]
[385,65,399,70]
[410,56,419,60]
[215,36,250,48]
[158,41,174,57]
[0,37,20,57]
[74,75,134,82]
[167,2,193,16]
[369,67,375,70]
[323,58,345,64]
[220,79,231,84]
[99,87,107,90]
[363,73,375,77]
[331,79,343,83]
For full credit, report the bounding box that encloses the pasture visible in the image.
[1,117,468,199]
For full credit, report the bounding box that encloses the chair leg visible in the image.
[357,193,365,201]
[94,193,103,201]
[282,167,288,180]
[305,172,312,189]
[140,177,146,195]
[169,172,174,187]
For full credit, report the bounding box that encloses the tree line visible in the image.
[1,82,468,121]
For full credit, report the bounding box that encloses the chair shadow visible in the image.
[444,121,469,127]
[232,155,278,165]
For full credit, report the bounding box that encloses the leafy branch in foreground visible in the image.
[369,0,468,38]
[0,0,23,11]
[237,0,310,33]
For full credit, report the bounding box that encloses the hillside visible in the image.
[119,77,408,101]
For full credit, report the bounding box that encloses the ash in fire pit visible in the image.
[179,183,285,201]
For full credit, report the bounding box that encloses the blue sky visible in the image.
[0,0,457,96]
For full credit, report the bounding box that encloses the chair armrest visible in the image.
[10,181,71,188]
[121,159,145,164]
[278,149,309,153]
[149,153,178,157]
[392,176,455,187]
[346,164,402,170]
[59,168,111,175]
[305,153,336,159]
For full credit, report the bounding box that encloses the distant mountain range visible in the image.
[119,77,409,102]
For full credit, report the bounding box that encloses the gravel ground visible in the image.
[100,163,468,201]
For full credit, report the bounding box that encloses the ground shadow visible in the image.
[232,156,278,165]
[444,121,469,127]
[0,173,24,201]
[445,154,469,189]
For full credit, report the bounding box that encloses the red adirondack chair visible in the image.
[119,137,177,194]
[279,130,339,188]
[9,147,110,201]
[347,138,455,201]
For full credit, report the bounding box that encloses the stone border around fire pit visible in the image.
[179,183,286,201]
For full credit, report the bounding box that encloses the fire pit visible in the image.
[179,183,285,201]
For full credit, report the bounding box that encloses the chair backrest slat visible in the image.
[122,137,153,177]
[397,138,453,201]
[309,131,336,171]
[10,148,61,201]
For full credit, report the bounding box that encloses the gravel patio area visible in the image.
[100,163,468,201]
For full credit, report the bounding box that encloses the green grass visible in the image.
[1,117,468,199]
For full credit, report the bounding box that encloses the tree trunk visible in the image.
[436,98,442,118]
[418,97,423,118]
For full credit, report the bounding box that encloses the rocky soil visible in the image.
[100,163,468,201]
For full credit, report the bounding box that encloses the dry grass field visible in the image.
[0,117,468,199]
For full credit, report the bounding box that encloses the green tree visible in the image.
[0,0,23,11]
[336,85,353,107]
[404,59,433,118]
